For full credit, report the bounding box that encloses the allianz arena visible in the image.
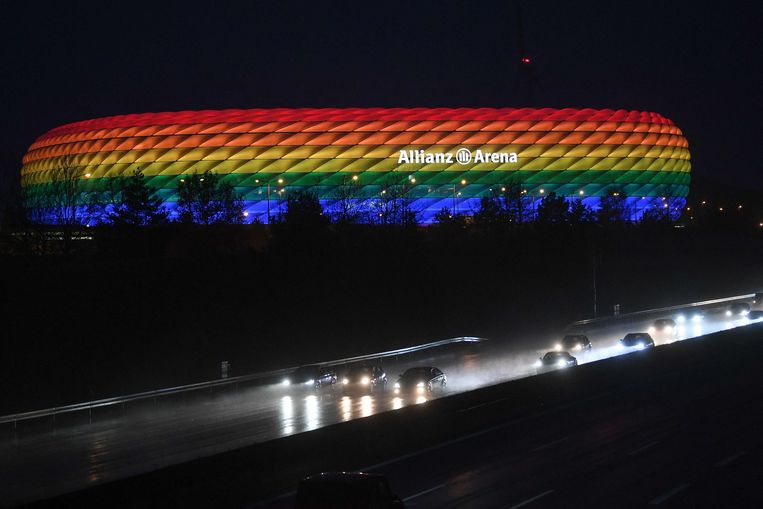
[20,107,691,223]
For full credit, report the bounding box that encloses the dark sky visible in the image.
[1,0,761,196]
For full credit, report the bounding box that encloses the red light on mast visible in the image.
[520,56,531,65]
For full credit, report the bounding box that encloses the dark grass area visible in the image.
[1,224,761,414]
[23,321,763,509]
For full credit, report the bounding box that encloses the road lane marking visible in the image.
[531,436,567,452]
[713,451,746,468]
[649,483,690,505]
[508,489,554,509]
[627,440,659,456]
[402,483,446,502]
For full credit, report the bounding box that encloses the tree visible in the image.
[371,180,418,226]
[498,176,529,224]
[176,171,245,224]
[329,175,365,224]
[568,199,594,224]
[281,190,328,228]
[107,170,168,226]
[596,189,628,223]
[536,192,569,224]
[473,196,507,226]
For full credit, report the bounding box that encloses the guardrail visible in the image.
[568,293,755,328]
[0,336,484,426]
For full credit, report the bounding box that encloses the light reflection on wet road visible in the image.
[0,307,759,508]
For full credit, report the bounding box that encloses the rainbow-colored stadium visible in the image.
[21,107,690,223]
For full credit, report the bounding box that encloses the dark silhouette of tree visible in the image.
[498,177,528,224]
[176,171,244,224]
[536,192,569,224]
[433,206,467,227]
[596,189,628,223]
[372,181,418,226]
[329,175,365,224]
[568,199,594,224]
[107,170,168,226]
[281,190,328,228]
[473,196,507,226]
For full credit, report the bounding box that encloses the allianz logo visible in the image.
[397,148,519,165]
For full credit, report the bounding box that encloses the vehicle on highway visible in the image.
[535,351,577,373]
[555,334,592,352]
[747,310,763,320]
[295,472,404,508]
[675,309,704,323]
[753,292,763,309]
[619,332,655,350]
[726,302,750,317]
[283,365,337,389]
[394,366,447,395]
[648,318,677,340]
[342,365,387,392]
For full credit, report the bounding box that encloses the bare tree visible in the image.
[330,175,365,224]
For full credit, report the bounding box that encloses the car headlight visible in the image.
[533,361,542,368]
[665,326,673,333]
[342,378,349,385]
[691,314,702,322]
[554,343,562,351]
[726,310,732,317]
[416,382,424,388]
[573,344,582,351]
[648,326,655,333]
[394,382,400,389]
[636,342,645,349]
[676,315,685,323]
[305,379,314,385]
[741,310,749,316]
[361,377,370,385]
[617,342,625,349]
[282,379,290,386]
[556,360,566,367]
[417,386,424,394]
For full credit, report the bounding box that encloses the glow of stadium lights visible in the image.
[686,207,691,211]
[664,204,668,208]
[719,207,724,212]
[457,192,462,196]
[255,179,260,183]
[84,173,91,178]
[410,177,416,183]
[243,212,249,217]
[180,179,185,182]
[539,188,545,194]
[521,57,531,65]
[579,190,584,195]
[501,187,506,192]
[278,178,284,184]
[737,205,742,209]
[460,179,467,185]
[701,200,707,205]
[352,175,358,181]
[381,190,386,195]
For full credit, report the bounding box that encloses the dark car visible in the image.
[727,302,750,317]
[557,334,592,352]
[342,365,387,392]
[619,332,655,350]
[295,472,404,509]
[752,292,763,309]
[535,351,577,373]
[748,310,763,320]
[649,318,677,340]
[283,365,337,389]
[394,367,447,395]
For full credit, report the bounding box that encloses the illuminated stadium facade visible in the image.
[21,108,690,223]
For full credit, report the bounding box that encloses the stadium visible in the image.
[20,107,691,223]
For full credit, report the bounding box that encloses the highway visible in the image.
[0,294,760,507]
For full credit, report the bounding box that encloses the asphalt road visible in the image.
[0,297,759,507]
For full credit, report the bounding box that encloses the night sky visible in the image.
[1,0,761,199]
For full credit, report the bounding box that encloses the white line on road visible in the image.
[713,451,746,468]
[531,436,567,452]
[649,483,690,505]
[402,483,446,502]
[627,440,659,456]
[508,489,555,509]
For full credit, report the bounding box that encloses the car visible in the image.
[535,351,577,373]
[295,472,404,509]
[675,310,704,323]
[619,332,655,350]
[726,302,750,317]
[283,365,337,389]
[394,367,447,395]
[342,365,387,392]
[555,334,592,352]
[752,292,763,309]
[649,318,677,339]
[747,310,763,320]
